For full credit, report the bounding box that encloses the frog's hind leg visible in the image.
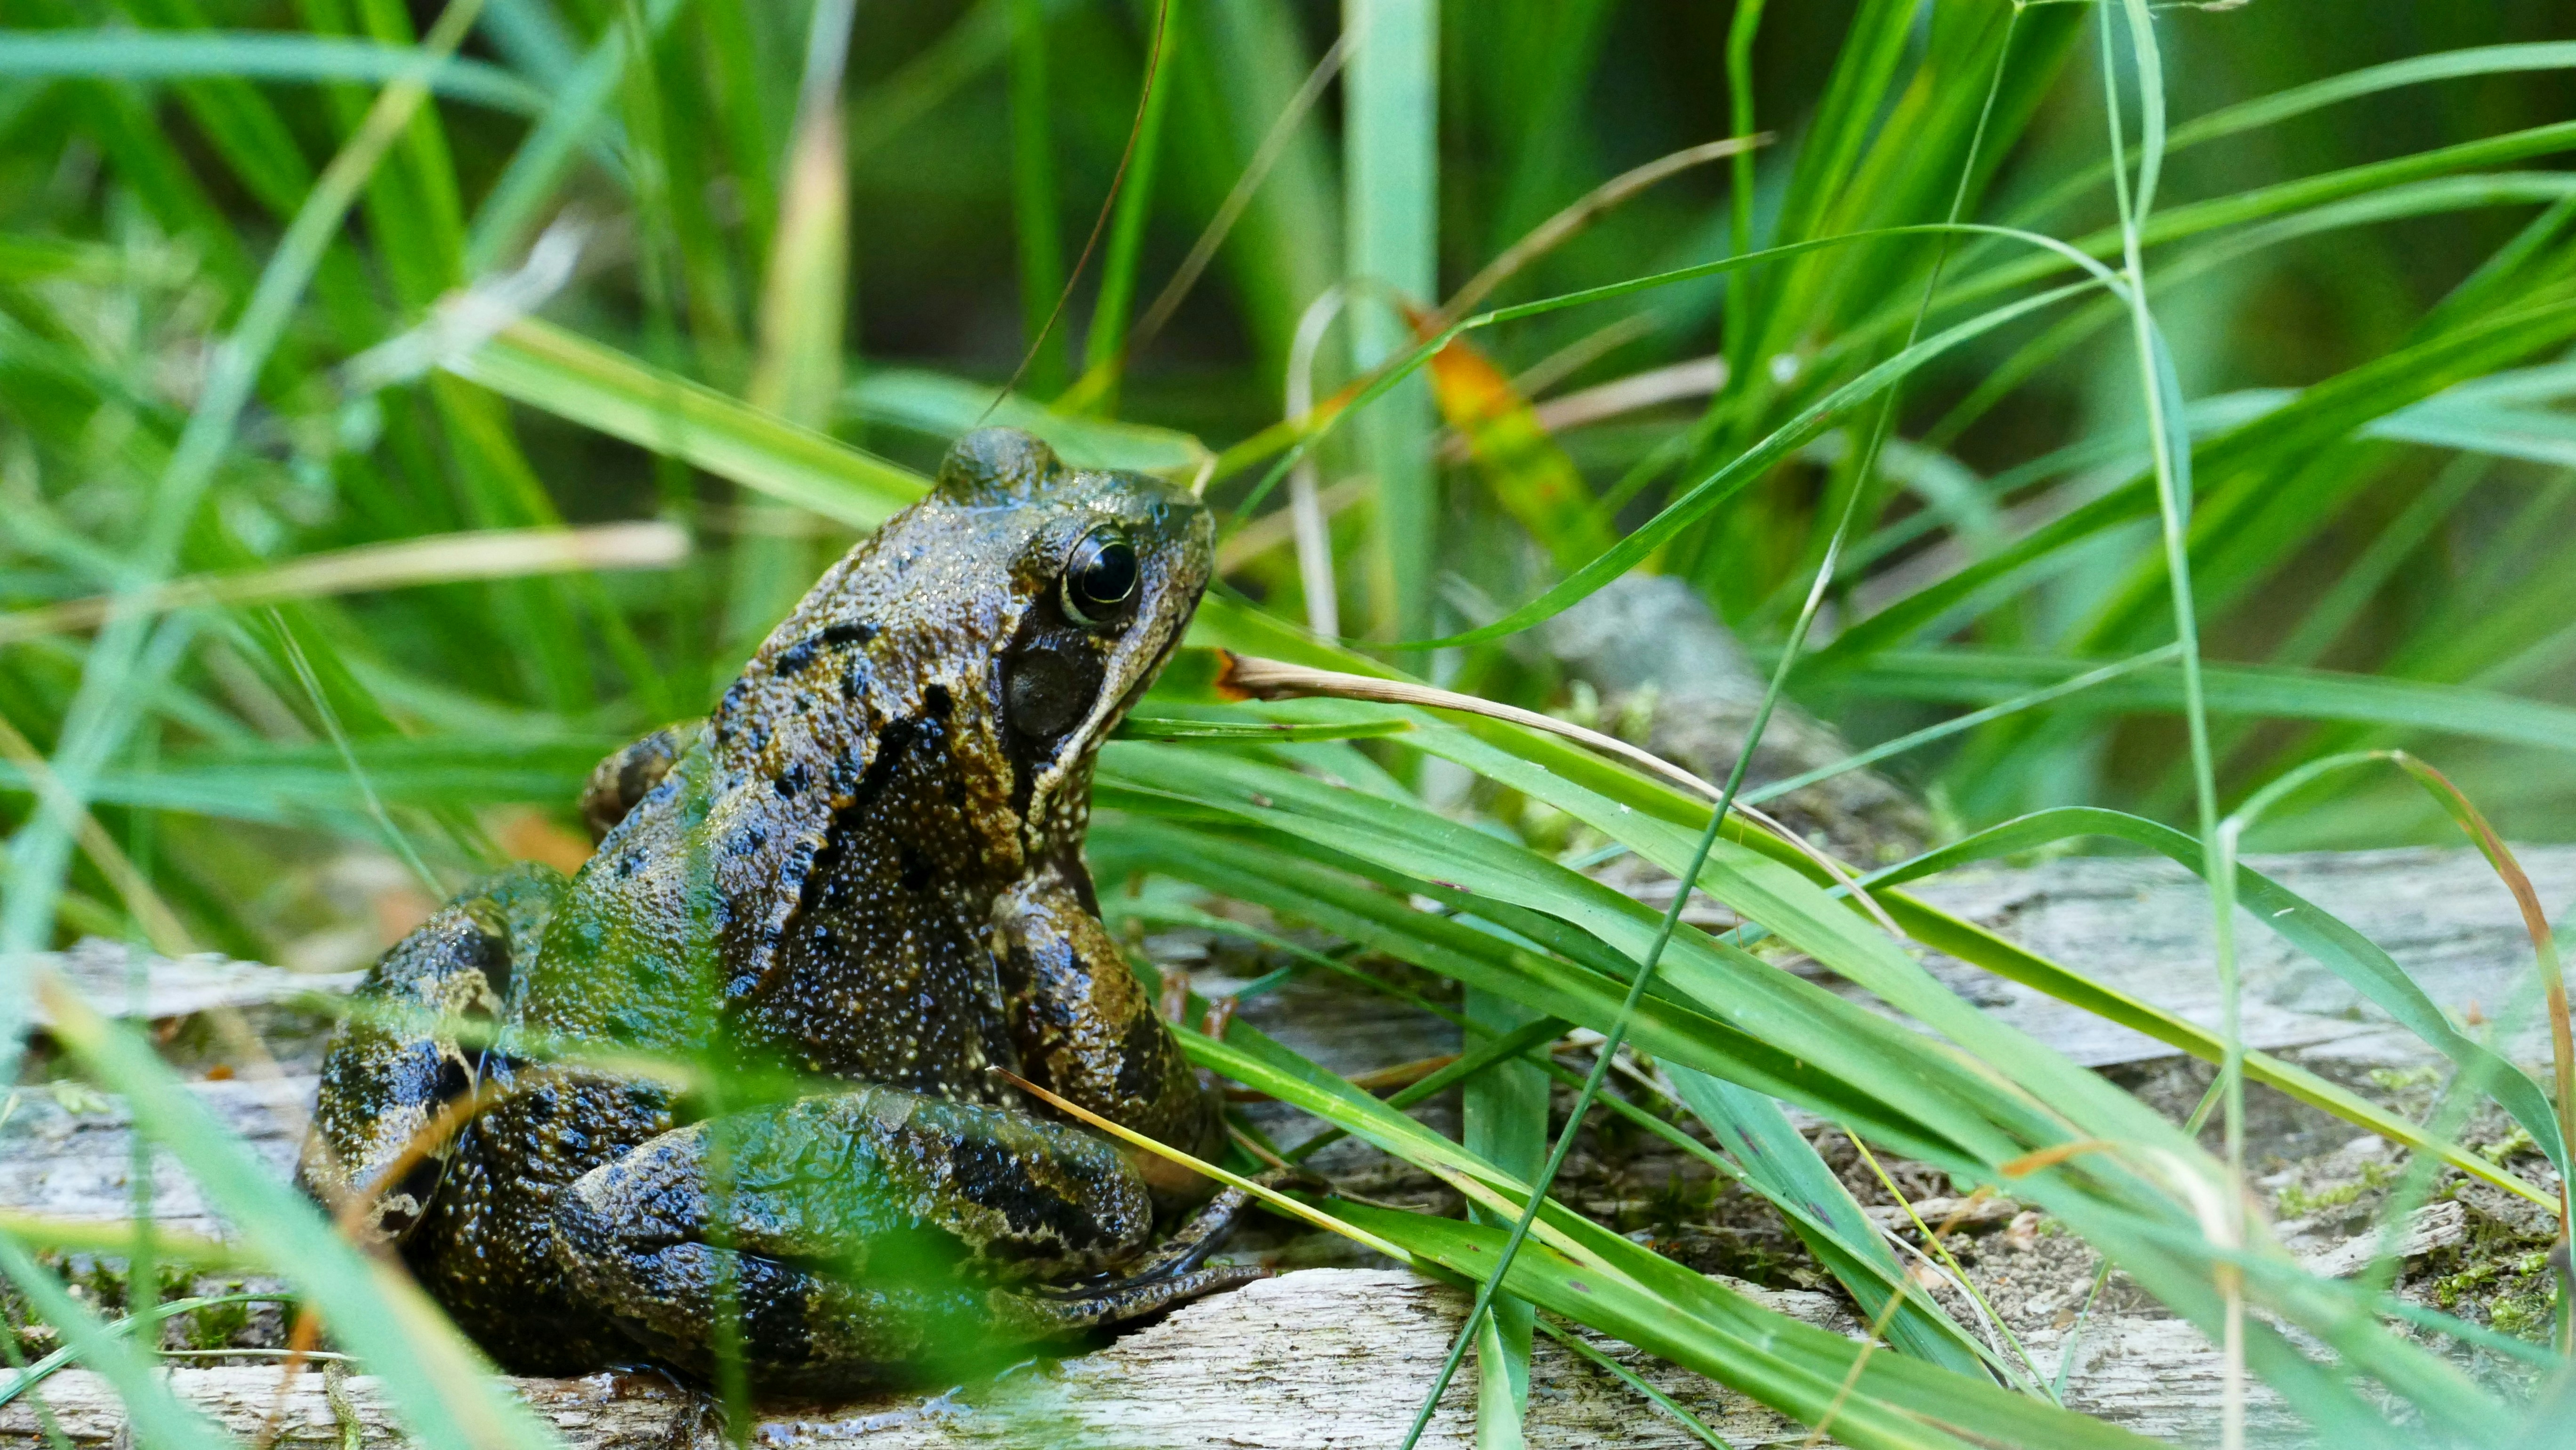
[547,1087,1259,1392]
[296,865,563,1244]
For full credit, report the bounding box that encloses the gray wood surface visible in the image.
[0,1269,2307,1450]
[9,841,2561,1449]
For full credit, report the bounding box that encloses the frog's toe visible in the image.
[1007,1260,1268,1335]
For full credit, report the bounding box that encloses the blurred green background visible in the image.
[2,0,2574,969]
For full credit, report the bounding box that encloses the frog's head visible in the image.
[935,427,1214,843]
[733,427,1211,870]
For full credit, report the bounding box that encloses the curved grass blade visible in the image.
[1865,805,2565,1185]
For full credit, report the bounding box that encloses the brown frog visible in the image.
[298,428,1255,1393]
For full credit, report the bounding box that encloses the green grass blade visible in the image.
[443,320,925,526]
[1343,0,1440,651]
[0,30,546,112]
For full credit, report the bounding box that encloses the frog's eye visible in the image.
[1061,527,1139,627]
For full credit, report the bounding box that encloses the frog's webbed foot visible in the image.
[1014,1184,1265,1330]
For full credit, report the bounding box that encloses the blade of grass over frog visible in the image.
[0,31,544,113]
[0,523,688,648]
[445,319,926,526]
[0,1292,293,1410]
[0,0,489,1078]
[1862,804,2566,1189]
[464,0,685,271]
[0,1236,232,1450]
[34,986,569,1450]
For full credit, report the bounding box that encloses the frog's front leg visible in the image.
[298,864,564,1244]
[548,1087,1259,1392]
[993,862,1224,1196]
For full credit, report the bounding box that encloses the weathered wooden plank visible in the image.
[13,841,2553,1449]
[1,1269,2307,1450]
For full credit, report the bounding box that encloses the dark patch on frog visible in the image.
[945,1136,1112,1259]
[774,621,880,678]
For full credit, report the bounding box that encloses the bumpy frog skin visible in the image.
[298,429,1255,1392]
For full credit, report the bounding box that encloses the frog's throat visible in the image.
[1016,580,1203,858]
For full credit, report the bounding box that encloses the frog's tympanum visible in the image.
[299,429,1256,1392]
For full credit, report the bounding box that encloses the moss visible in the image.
[2277,1161,2400,1218]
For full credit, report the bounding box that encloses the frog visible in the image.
[297,427,1259,1394]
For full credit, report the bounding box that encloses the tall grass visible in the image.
[4,0,2576,1445]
